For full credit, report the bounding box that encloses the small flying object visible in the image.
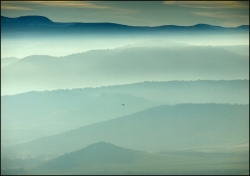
[121,104,125,106]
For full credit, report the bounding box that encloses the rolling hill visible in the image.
[79,80,249,104]
[4,103,248,159]
[24,142,248,175]
[7,142,248,175]
[1,46,248,95]
[32,142,140,173]
[1,57,19,67]
[1,92,160,147]
[2,80,248,147]
[1,13,249,176]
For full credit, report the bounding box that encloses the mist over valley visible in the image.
[1,13,249,175]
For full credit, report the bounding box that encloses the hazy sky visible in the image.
[1,1,249,27]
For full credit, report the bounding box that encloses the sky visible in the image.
[1,1,249,27]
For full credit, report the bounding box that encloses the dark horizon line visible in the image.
[1,15,249,28]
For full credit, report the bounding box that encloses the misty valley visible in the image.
[1,15,249,175]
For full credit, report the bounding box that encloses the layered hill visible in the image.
[26,142,248,175]
[4,104,248,158]
[1,46,249,95]
[2,15,248,59]
[2,80,248,147]
[32,142,140,173]
[1,92,159,147]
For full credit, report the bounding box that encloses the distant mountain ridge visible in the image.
[1,46,248,95]
[2,15,248,28]
[1,15,53,24]
[1,15,248,36]
[1,15,70,28]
